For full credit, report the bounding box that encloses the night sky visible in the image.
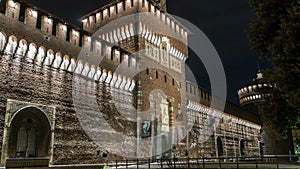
[26,0,259,105]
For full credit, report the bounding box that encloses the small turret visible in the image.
[153,0,167,12]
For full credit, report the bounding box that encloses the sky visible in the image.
[26,0,259,105]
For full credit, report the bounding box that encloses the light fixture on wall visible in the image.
[73,30,79,37]
[46,17,52,24]
[82,18,88,23]
[30,9,38,18]
[61,24,67,31]
[9,0,17,9]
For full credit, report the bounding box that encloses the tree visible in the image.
[248,0,300,141]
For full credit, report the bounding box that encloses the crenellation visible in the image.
[81,62,90,76]
[60,55,70,70]
[0,0,93,51]
[44,49,54,66]
[87,65,96,79]
[6,0,20,20]
[99,69,107,82]
[41,15,53,35]
[69,29,80,46]
[74,60,84,74]
[24,8,37,28]
[56,23,67,40]
[0,31,137,91]
[35,46,46,65]
[15,39,27,57]
[93,66,102,81]
[4,35,17,55]
[52,52,62,69]
[67,57,76,72]
[26,42,37,62]
[105,71,113,83]
[0,32,6,51]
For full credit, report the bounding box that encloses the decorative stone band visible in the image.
[139,22,187,61]
[187,100,261,130]
[0,31,136,92]
[82,0,188,40]
[99,22,187,61]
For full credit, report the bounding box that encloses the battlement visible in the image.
[186,81,261,124]
[0,31,136,92]
[0,0,91,50]
[81,0,188,46]
[187,100,261,130]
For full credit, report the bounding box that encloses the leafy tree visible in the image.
[248,0,300,140]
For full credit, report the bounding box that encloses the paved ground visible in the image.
[108,162,300,169]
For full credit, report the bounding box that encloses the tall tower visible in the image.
[153,0,167,12]
[238,70,294,155]
[81,0,189,158]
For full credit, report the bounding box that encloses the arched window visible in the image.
[217,137,223,157]
[8,107,51,158]
[240,139,247,156]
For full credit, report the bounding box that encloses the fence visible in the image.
[104,155,300,169]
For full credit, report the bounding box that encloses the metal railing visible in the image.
[103,155,300,169]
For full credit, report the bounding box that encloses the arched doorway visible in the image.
[161,134,171,158]
[8,107,51,158]
[217,137,223,157]
[240,139,246,156]
[259,142,264,156]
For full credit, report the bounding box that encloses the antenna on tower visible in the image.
[256,63,263,80]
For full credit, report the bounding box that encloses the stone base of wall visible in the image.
[6,158,49,168]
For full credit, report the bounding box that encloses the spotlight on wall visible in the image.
[30,9,38,18]
[82,18,88,23]
[61,24,67,31]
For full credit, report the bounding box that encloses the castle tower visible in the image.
[238,69,294,155]
[81,0,188,158]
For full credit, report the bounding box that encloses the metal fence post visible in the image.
[236,156,239,169]
[174,156,176,169]
[148,158,151,169]
[218,156,221,169]
[126,159,128,169]
[137,158,139,169]
[202,156,205,169]
[116,160,118,169]
[255,156,258,169]
[276,155,279,169]
[188,157,190,169]
[161,157,163,168]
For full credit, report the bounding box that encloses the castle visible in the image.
[0,0,261,168]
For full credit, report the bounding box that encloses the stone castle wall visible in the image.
[0,1,137,165]
[0,0,263,168]
[0,38,137,165]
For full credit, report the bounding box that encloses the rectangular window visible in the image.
[36,12,42,29]
[123,0,126,11]
[0,0,6,14]
[52,20,57,36]
[66,27,70,42]
[156,71,158,79]
[18,4,25,22]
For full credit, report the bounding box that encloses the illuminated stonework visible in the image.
[0,0,261,167]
